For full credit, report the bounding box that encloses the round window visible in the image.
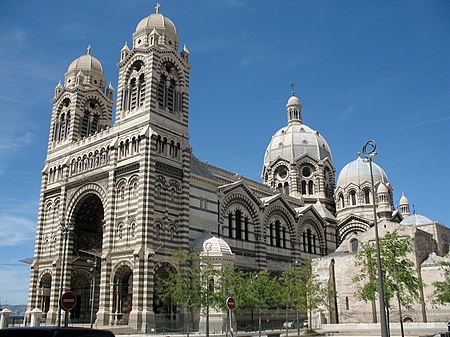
[277,166,288,180]
[302,166,312,178]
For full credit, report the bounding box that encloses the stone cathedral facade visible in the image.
[27,5,449,332]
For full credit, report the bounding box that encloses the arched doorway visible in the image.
[69,193,104,323]
[38,273,51,319]
[111,265,133,325]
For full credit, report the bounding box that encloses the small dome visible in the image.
[192,231,234,258]
[377,183,388,194]
[67,53,103,74]
[135,13,177,34]
[264,123,332,166]
[337,155,389,189]
[200,236,233,257]
[286,94,301,108]
[400,213,433,225]
[399,192,409,206]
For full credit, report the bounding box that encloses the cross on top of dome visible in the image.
[290,82,296,96]
[155,3,161,13]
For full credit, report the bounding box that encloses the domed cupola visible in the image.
[64,45,106,91]
[286,90,302,123]
[335,153,393,222]
[399,192,410,217]
[132,3,179,50]
[262,88,335,209]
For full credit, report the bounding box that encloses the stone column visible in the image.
[0,308,11,328]
[30,308,43,327]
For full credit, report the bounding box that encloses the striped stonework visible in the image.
[27,6,340,333]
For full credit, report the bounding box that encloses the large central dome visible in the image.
[264,92,332,166]
[264,123,332,166]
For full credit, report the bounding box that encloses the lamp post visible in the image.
[87,257,98,329]
[205,242,212,337]
[362,140,388,337]
[57,219,74,327]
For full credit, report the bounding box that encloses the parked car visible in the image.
[0,327,115,337]
[303,319,309,328]
[282,320,297,329]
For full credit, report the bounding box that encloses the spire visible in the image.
[286,84,302,123]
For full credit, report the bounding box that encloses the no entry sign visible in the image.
[60,291,77,311]
[226,297,236,310]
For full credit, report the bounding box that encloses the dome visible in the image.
[400,213,433,225]
[135,13,176,34]
[264,123,332,166]
[192,231,234,258]
[377,182,388,194]
[337,155,389,189]
[67,53,103,74]
[399,192,409,206]
[286,95,301,108]
[200,236,233,257]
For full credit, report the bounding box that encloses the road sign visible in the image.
[60,291,77,311]
[226,297,236,310]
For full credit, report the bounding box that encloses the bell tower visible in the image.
[49,46,113,150]
[114,4,191,139]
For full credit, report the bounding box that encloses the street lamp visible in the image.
[57,219,74,327]
[87,257,98,329]
[362,140,388,337]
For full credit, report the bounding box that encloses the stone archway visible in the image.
[38,273,52,317]
[68,193,104,323]
[111,265,133,325]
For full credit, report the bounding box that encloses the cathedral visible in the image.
[26,4,449,333]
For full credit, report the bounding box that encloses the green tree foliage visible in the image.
[279,259,328,333]
[353,230,423,311]
[432,261,450,305]
[157,250,203,337]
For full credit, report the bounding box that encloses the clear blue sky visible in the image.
[0,0,449,305]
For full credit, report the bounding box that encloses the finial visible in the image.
[155,2,161,13]
[290,82,296,96]
[87,44,92,55]
[357,151,361,158]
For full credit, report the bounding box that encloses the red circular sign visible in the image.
[226,297,236,310]
[60,291,77,311]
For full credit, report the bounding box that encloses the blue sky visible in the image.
[0,0,449,305]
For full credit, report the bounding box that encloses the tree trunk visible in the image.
[258,311,262,337]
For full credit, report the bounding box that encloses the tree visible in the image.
[279,264,306,335]
[432,261,450,305]
[157,250,203,337]
[301,259,329,332]
[235,269,282,337]
[353,230,423,326]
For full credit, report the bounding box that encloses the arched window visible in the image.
[308,181,314,195]
[301,180,307,194]
[235,209,242,240]
[364,189,371,204]
[350,190,357,205]
[228,213,233,238]
[139,73,146,107]
[157,62,181,114]
[350,239,358,252]
[284,182,289,196]
[339,193,345,209]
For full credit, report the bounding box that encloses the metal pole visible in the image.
[363,140,389,337]
[57,222,68,327]
[89,257,97,328]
